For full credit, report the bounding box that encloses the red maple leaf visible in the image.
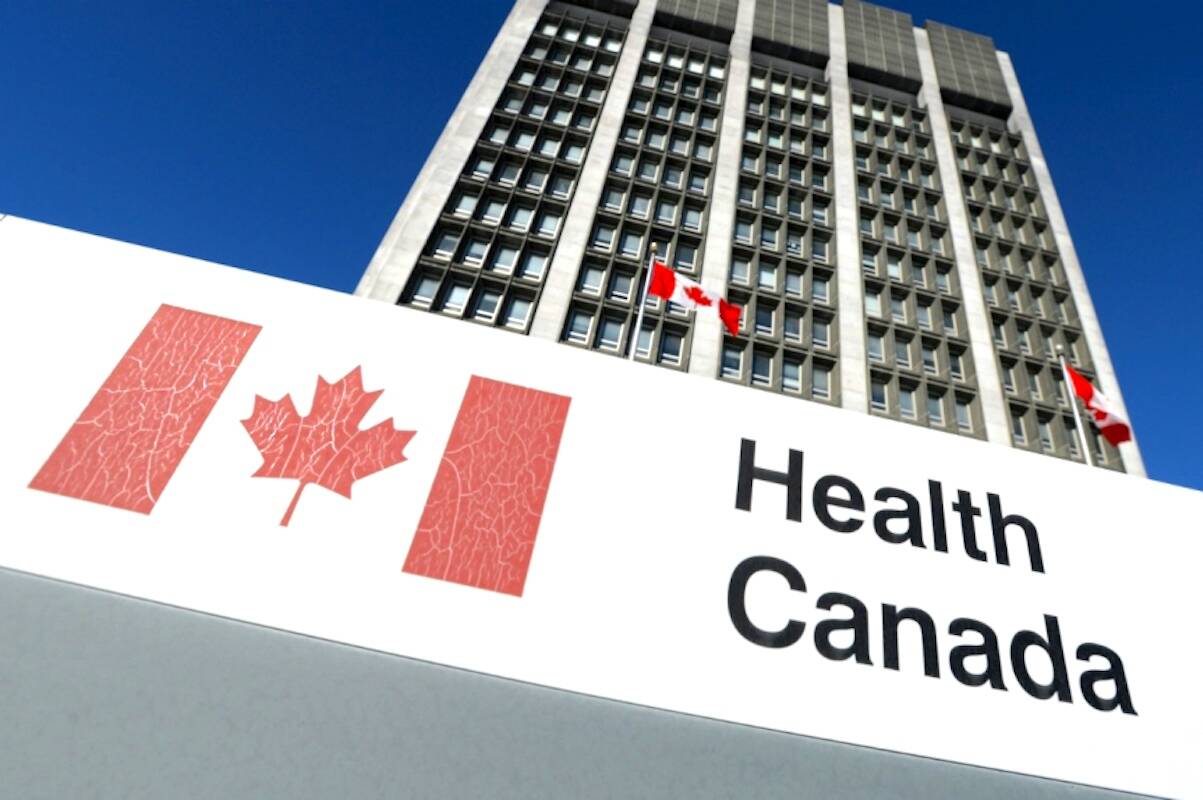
[683,284,713,307]
[242,366,415,526]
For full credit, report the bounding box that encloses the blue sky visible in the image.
[2,1,1199,490]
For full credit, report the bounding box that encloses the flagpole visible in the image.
[629,242,657,361]
[1057,348,1093,467]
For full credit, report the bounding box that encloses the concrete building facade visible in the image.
[355,0,1142,476]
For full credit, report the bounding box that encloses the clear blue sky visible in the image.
[2,1,1199,490]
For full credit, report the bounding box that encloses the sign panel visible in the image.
[1,217,1199,798]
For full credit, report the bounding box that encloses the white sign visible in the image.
[1,217,1199,797]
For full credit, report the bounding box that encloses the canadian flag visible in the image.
[1064,363,1132,446]
[647,260,741,336]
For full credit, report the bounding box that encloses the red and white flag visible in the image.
[1064,363,1132,446]
[647,260,741,336]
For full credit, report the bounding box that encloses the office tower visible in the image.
[355,0,1143,476]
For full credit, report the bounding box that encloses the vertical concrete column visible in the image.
[826,3,867,412]
[531,0,657,341]
[686,0,755,377]
[997,53,1146,476]
[355,0,547,302]
[915,29,1010,446]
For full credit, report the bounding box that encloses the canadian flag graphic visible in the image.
[28,304,570,597]
[1063,362,1132,447]
[647,259,742,335]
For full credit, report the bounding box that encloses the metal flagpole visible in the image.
[629,242,657,361]
[1058,348,1093,467]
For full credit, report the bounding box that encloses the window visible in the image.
[579,266,605,294]
[522,167,548,192]
[755,305,775,335]
[721,345,743,378]
[1027,370,1042,399]
[472,287,503,321]
[550,105,572,126]
[784,310,801,341]
[811,237,829,262]
[612,154,633,175]
[785,270,802,296]
[676,243,698,270]
[1018,326,1033,355]
[871,379,887,411]
[1011,411,1026,444]
[433,231,458,259]
[887,252,902,281]
[812,365,831,399]
[518,250,547,280]
[629,193,650,218]
[783,359,802,392]
[922,344,937,374]
[663,164,683,188]
[758,261,778,291]
[942,308,957,334]
[899,387,915,418]
[730,255,750,284]
[659,330,683,365]
[411,274,439,306]
[760,223,779,251]
[512,130,535,151]
[868,334,884,362]
[535,210,561,237]
[1066,420,1080,456]
[751,351,772,385]
[1038,419,1054,452]
[452,192,479,216]
[602,186,624,212]
[949,351,964,380]
[936,267,950,293]
[608,272,634,302]
[566,310,592,343]
[682,206,702,230]
[480,198,506,223]
[464,237,489,264]
[492,244,519,273]
[865,290,882,318]
[955,399,972,431]
[503,296,531,329]
[637,159,658,181]
[470,154,495,178]
[735,219,753,244]
[813,276,829,304]
[688,171,708,193]
[508,205,534,231]
[916,302,931,329]
[891,296,906,323]
[442,282,471,314]
[927,393,944,425]
[812,318,829,348]
[656,198,677,224]
[596,317,623,351]
[562,142,585,164]
[860,213,875,237]
[895,338,910,367]
[522,96,545,117]
[619,230,643,257]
